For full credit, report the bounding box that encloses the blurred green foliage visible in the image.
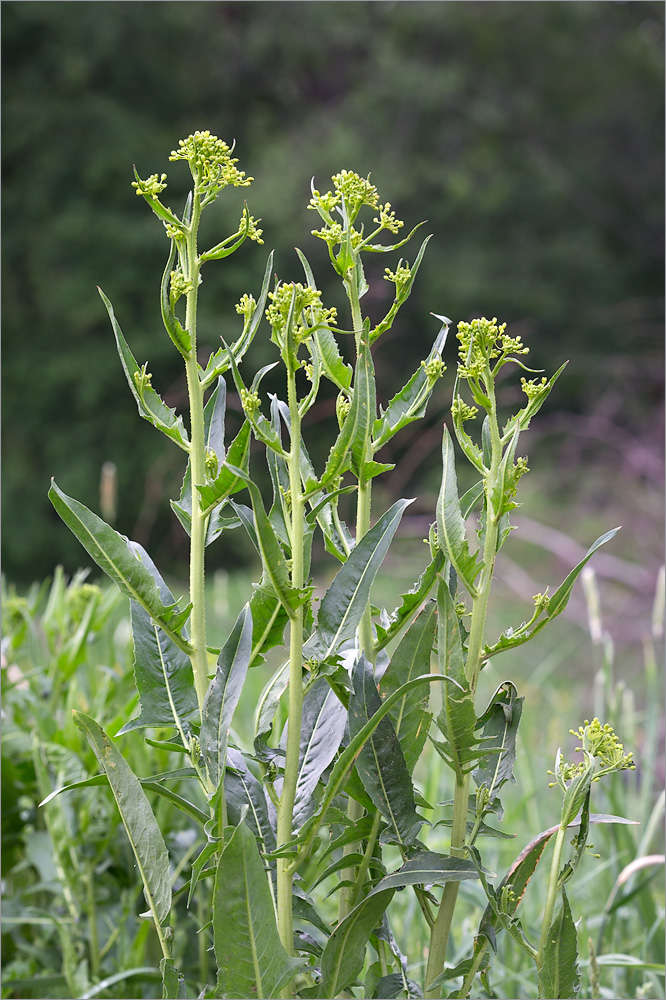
[2,0,663,584]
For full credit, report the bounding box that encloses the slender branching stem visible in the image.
[277,359,305,966]
[536,823,568,974]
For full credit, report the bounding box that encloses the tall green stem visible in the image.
[536,823,568,978]
[183,193,210,713]
[426,388,502,999]
[277,361,305,965]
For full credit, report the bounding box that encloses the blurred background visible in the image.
[2,0,664,651]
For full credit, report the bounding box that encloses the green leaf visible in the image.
[201,605,253,788]
[372,318,448,451]
[538,887,581,999]
[48,482,191,651]
[72,713,171,927]
[473,682,523,819]
[225,747,276,856]
[160,958,187,1000]
[433,577,477,782]
[254,660,290,761]
[118,542,198,735]
[213,821,302,999]
[247,574,290,667]
[287,678,348,829]
[349,655,423,846]
[319,889,395,997]
[320,324,375,485]
[99,287,189,450]
[436,425,483,595]
[372,973,422,999]
[313,498,413,659]
[370,851,481,893]
[376,547,445,649]
[484,526,621,657]
[379,601,437,773]
[195,420,252,519]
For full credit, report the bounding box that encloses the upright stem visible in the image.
[276,361,305,965]
[338,277,373,924]
[425,388,501,999]
[183,193,210,713]
[536,823,568,975]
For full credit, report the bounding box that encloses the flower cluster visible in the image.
[236,293,257,322]
[266,282,337,346]
[384,261,412,297]
[457,317,529,380]
[169,131,252,189]
[242,213,264,244]
[549,718,635,787]
[132,172,168,199]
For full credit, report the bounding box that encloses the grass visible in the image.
[2,519,664,999]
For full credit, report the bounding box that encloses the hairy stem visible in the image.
[277,360,305,967]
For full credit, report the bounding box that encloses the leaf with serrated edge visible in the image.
[99,288,188,450]
[434,577,477,782]
[213,821,302,999]
[349,655,423,846]
[49,483,189,649]
[73,713,171,926]
[538,886,581,1000]
[370,851,481,893]
[314,498,413,659]
[473,682,523,818]
[118,542,197,735]
[319,889,395,998]
[201,605,253,788]
[379,601,437,773]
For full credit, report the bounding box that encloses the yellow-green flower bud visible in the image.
[132,172,167,198]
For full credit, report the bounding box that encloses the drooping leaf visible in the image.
[49,483,190,650]
[484,526,621,657]
[319,889,395,998]
[375,547,445,649]
[538,887,581,999]
[118,542,198,735]
[370,851,481,893]
[213,821,302,999]
[313,498,413,659]
[372,317,448,451]
[254,660,289,761]
[349,655,423,847]
[201,605,253,788]
[248,574,290,667]
[473,682,523,819]
[432,577,477,782]
[436,425,483,594]
[372,972,422,999]
[379,601,437,773]
[99,287,189,450]
[285,678,348,829]
[72,713,171,927]
[225,748,276,856]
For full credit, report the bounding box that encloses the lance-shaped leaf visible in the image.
[376,545,445,649]
[313,498,413,659]
[484,526,621,658]
[247,574,290,667]
[538,887,581,1000]
[473,682,523,820]
[370,851,481,893]
[254,660,289,761]
[372,318,448,451]
[379,601,437,773]
[49,483,191,651]
[213,820,302,999]
[349,655,423,847]
[436,425,483,595]
[296,246,353,392]
[226,748,276,856]
[283,678,348,829]
[99,287,189,451]
[201,605,253,788]
[432,577,477,782]
[225,464,304,617]
[194,421,252,518]
[319,889,395,998]
[73,713,171,927]
[320,323,375,486]
[160,958,187,1000]
[118,543,198,735]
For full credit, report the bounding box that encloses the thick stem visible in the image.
[537,823,568,974]
[276,362,305,966]
[183,195,210,714]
